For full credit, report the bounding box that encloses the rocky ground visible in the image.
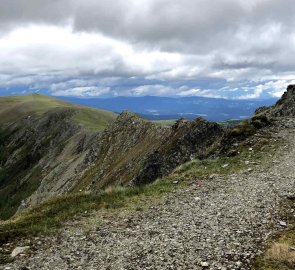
[3,124,295,270]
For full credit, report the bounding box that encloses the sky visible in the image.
[0,0,294,99]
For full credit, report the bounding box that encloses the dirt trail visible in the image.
[4,127,295,270]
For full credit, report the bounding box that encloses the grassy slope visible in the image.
[0,94,117,220]
[0,94,117,131]
[153,119,177,126]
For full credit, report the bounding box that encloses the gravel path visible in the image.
[4,128,295,270]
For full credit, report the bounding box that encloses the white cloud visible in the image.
[0,1,294,98]
[0,25,186,87]
[121,85,223,98]
[237,79,295,99]
[178,88,222,98]
[52,86,110,97]
[237,86,265,99]
[256,80,295,98]
[130,85,175,96]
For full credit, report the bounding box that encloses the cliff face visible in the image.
[76,112,171,191]
[272,84,295,116]
[132,118,225,185]
[75,114,226,191]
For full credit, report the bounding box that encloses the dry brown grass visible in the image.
[265,243,295,266]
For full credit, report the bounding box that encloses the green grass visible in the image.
[74,107,116,131]
[0,94,71,121]
[153,119,177,127]
[0,178,176,244]
[0,94,117,130]
[175,143,276,179]
[219,119,243,126]
[0,165,42,220]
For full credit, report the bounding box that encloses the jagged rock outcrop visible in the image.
[132,117,225,185]
[256,84,295,117]
[78,111,170,190]
[75,112,226,190]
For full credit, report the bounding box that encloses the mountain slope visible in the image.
[0,94,117,219]
[2,85,295,269]
[0,94,116,131]
[0,87,285,220]
[5,128,291,270]
[0,94,227,219]
[73,114,225,192]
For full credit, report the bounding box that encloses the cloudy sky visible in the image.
[0,0,294,99]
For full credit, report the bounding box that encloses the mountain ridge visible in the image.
[0,95,226,219]
[0,87,291,220]
[2,85,295,269]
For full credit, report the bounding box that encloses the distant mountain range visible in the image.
[58,96,278,121]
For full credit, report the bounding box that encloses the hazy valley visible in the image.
[59,95,277,121]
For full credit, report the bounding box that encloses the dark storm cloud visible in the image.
[72,0,295,53]
[1,0,295,52]
[0,0,73,32]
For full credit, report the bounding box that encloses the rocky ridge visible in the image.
[83,114,225,190]
[256,84,295,117]
[0,100,226,218]
[132,117,224,185]
[3,84,294,218]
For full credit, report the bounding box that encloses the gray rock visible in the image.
[279,220,287,227]
[201,261,209,267]
[11,246,30,258]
